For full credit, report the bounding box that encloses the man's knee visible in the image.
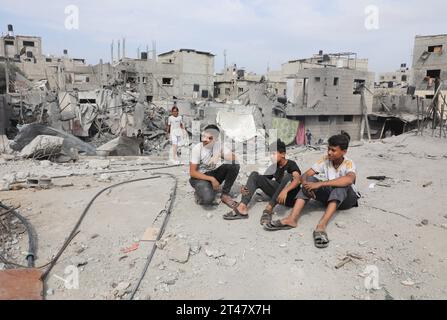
[328,187,348,203]
[196,187,216,205]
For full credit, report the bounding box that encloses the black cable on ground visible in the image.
[129,172,178,300]
[39,175,162,281]
[0,203,38,268]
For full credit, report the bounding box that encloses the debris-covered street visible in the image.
[1,132,446,300]
[1,1,447,302]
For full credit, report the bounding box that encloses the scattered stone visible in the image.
[440,224,447,230]
[189,241,201,255]
[336,221,346,229]
[219,257,237,267]
[206,213,214,219]
[421,219,429,226]
[91,234,100,239]
[401,278,415,287]
[70,257,88,267]
[279,243,287,248]
[156,239,168,250]
[167,240,190,264]
[113,282,131,297]
[96,174,112,182]
[162,273,178,286]
[39,160,52,167]
[0,180,10,191]
[88,159,111,170]
[0,263,5,270]
[16,172,29,180]
[205,247,225,259]
[46,288,55,296]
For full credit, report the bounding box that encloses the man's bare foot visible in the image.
[279,217,298,228]
[221,194,238,209]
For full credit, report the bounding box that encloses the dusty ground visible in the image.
[1,130,447,300]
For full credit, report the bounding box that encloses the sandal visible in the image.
[260,210,273,225]
[223,207,248,220]
[313,231,330,249]
[263,220,295,231]
[221,196,238,210]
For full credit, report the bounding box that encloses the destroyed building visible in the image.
[377,63,410,89]
[411,34,447,99]
[214,64,264,101]
[281,52,374,142]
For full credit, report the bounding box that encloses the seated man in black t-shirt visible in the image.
[223,139,302,225]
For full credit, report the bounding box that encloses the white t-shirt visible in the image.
[190,142,232,173]
[168,115,183,136]
[312,156,360,197]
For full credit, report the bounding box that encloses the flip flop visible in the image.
[263,220,295,231]
[313,231,330,249]
[260,210,273,225]
[223,207,248,220]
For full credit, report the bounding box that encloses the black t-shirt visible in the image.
[264,160,301,183]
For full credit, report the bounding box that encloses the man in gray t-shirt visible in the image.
[190,125,240,207]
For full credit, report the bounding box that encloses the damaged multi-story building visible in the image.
[272,51,375,142]
[377,63,410,89]
[411,34,447,100]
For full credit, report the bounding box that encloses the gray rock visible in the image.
[205,247,225,259]
[189,241,201,255]
[88,159,110,170]
[46,288,55,296]
[421,219,429,226]
[167,240,190,264]
[336,221,347,229]
[219,257,237,267]
[441,224,447,230]
[162,273,178,286]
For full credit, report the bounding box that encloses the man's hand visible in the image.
[240,186,249,196]
[303,181,323,192]
[210,177,221,191]
[277,189,288,205]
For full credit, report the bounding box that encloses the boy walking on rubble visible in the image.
[264,132,360,249]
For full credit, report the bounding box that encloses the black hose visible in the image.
[129,173,178,300]
[0,203,38,268]
[40,175,162,281]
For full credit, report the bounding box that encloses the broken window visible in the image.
[428,45,443,53]
[380,76,385,80]
[392,76,396,80]
[315,77,321,82]
[193,84,200,92]
[5,40,14,46]
[344,115,354,122]
[26,51,33,58]
[333,77,339,86]
[353,79,366,94]
[283,89,287,95]
[238,87,244,93]
[318,115,329,122]
[46,58,52,63]
[426,69,441,79]
[162,78,173,86]
[401,75,407,82]
[146,96,153,103]
[201,90,209,98]
[23,41,35,47]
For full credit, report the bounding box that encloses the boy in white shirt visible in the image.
[265,132,360,249]
[190,125,240,208]
[167,106,184,163]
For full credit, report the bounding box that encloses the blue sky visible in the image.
[0,0,445,75]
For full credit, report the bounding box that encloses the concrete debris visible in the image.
[205,247,225,259]
[167,239,190,264]
[401,278,415,287]
[218,257,237,267]
[113,282,131,298]
[335,221,347,229]
[88,160,111,170]
[19,135,64,159]
[97,136,141,156]
[161,273,178,286]
[96,174,112,182]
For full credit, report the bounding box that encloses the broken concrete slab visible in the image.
[19,135,64,159]
[88,159,111,170]
[10,123,96,157]
[167,239,190,264]
[97,136,140,156]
